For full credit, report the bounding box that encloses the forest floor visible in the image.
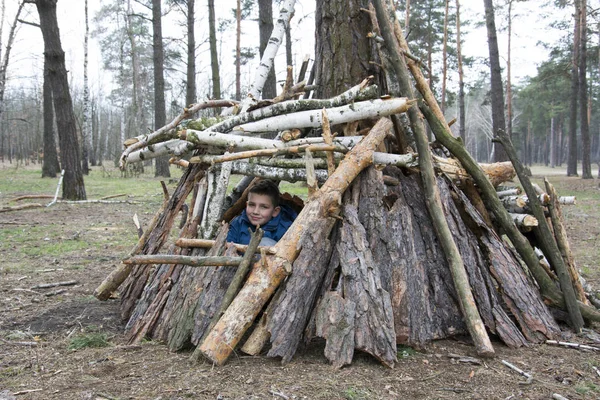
[1,163,599,400]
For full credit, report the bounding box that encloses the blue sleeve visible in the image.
[227,217,240,243]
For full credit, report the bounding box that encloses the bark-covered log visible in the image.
[544,179,589,305]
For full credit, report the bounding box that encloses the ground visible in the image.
[1,164,599,400]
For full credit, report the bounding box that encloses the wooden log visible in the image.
[508,213,538,229]
[196,117,394,366]
[234,98,412,133]
[175,238,276,254]
[123,255,243,267]
[494,130,584,333]
[190,228,264,362]
[373,0,494,356]
[496,188,521,197]
[0,203,43,213]
[544,179,589,305]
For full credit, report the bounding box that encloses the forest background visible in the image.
[0,0,598,181]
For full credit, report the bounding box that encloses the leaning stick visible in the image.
[123,255,243,267]
[190,228,264,362]
[544,179,589,304]
[373,0,494,356]
[175,238,276,255]
[200,144,340,164]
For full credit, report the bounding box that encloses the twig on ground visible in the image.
[501,360,533,384]
[269,389,290,400]
[12,389,43,396]
[44,288,68,297]
[545,340,600,352]
[31,280,78,289]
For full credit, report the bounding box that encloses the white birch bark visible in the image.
[126,139,195,164]
[234,98,411,133]
[199,164,231,240]
[209,82,378,133]
[241,0,296,112]
[83,0,92,163]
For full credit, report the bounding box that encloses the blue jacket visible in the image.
[226,204,298,245]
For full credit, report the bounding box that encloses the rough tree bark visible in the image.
[41,58,60,178]
[35,0,86,200]
[314,0,375,100]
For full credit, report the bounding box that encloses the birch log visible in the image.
[209,80,378,134]
[234,98,412,133]
[196,117,394,366]
[241,0,296,112]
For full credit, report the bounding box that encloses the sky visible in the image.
[1,0,568,100]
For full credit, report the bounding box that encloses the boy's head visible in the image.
[246,180,281,227]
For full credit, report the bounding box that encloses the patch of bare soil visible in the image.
[1,175,600,400]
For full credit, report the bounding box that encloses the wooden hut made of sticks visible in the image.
[94,0,600,369]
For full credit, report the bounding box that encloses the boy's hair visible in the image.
[248,180,280,207]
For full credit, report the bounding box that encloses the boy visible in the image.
[226,180,297,246]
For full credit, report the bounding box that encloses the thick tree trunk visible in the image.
[35,0,86,200]
[314,0,375,99]
[152,0,170,178]
[41,59,60,178]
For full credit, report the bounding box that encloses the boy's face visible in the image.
[246,193,280,227]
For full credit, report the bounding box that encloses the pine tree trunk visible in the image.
[456,0,466,143]
[208,0,220,100]
[35,0,86,200]
[314,0,375,100]
[568,0,580,177]
[41,59,60,178]
[579,0,592,179]
[483,0,507,162]
[152,0,170,178]
[186,0,197,106]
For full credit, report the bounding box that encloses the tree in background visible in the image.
[579,0,592,179]
[41,59,60,177]
[34,0,86,200]
[258,0,277,99]
[81,0,91,173]
[152,0,170,178]
[455,0,466,143]
[186,0,196,106]
[567,0,581,176]
[483,0,507,162]
[208,0,220,101]
[0,0,24,156]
